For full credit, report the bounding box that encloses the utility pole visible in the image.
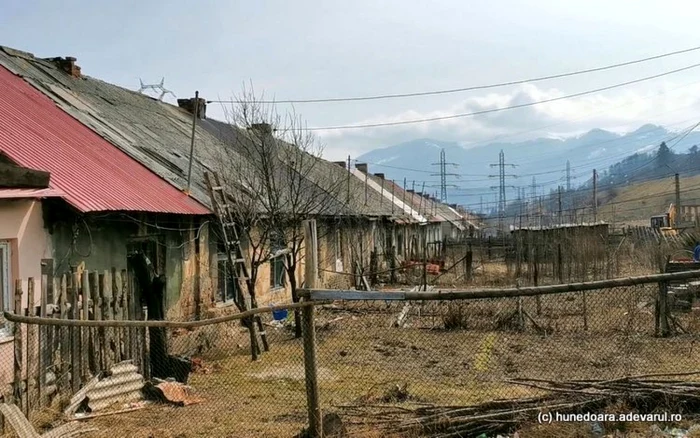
[346,155,351,205]
[675,173,681,226]
[593,169,598,223]
[489,150,517,235]
[402,178,407,214]
[431,149,459,202]
[557,186,563,226]
[566,160,572,192]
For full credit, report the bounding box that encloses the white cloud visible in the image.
[317,80,700,160]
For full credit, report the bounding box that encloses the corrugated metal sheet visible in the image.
[0,187,63,199]
[84,361,144,412]
[0,65,210,214]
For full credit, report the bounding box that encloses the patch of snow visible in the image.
[374,156,399,165]
[635,144,658,154]
[425,142,442,149]
[587,148,607,159]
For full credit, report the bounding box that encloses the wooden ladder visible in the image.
[204,171,269,356]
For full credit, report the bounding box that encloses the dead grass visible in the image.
[56,292,700,438]
[7,280,697,438]
[597,174,700,227]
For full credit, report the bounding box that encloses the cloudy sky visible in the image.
[3,0,700,160]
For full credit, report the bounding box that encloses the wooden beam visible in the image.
[0,163,50,188]
[302,219,322,438]
[4,300,328,329]
[299,270,700,301]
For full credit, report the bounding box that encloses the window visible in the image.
[269,232,286,289]
[217,254,240,304]
[270,256,285,289]
[0,241,10,336]
[334,229,344,272]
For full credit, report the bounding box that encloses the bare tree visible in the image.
[214,86,347,341]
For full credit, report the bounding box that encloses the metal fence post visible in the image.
[303,219,322,437]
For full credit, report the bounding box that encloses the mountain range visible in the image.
[355,124,700,213]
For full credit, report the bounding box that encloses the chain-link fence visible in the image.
[3,271,700,437]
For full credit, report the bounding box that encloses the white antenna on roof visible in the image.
[137,77,176,101]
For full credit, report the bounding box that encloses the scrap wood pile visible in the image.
[339,372,700,438]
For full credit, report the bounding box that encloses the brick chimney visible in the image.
[374,173,385,179]
[355,163,368,173]
[177,97,207,119]
[45,56,81,78]
[332,161,346,169]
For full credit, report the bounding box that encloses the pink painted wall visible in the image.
[0,199,52,393]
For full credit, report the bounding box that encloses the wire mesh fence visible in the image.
[2,272,700,437]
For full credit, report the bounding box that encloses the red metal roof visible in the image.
[0,66,210,214]
[0,188,64,199]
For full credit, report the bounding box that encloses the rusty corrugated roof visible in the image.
[0,64,209,214]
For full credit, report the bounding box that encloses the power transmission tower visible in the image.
[431,149,459,202]
[566,160,572,191]
[489,150,517,234]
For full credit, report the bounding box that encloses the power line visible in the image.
[306,63,700,131]
[209,45,700,104]
[356,117,700,183]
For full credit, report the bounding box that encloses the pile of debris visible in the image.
[65,360,204,420]
[339,372,700,437]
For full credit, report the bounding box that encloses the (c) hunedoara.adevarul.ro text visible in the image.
[538,411,682,424]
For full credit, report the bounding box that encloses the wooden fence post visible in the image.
[81,271,90,383]
[656,280,671,337]
[59,274,71,395]
[26,278,38,415]
[302,219,322,438]
[70,271,80,393]
[39,274,48,408]
[13,279,24,413]
[112,268,122,363]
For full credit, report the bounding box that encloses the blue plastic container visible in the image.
[272,308,288,321]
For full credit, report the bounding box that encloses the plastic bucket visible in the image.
[272,308,288,321]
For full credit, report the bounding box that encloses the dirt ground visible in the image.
[17,288,694,438]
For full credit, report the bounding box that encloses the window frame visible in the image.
[0,241,11,338]
[269,231,286,290]
[216,253,239,305]
[270,255,286,289]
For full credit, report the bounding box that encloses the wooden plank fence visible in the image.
[1,268,147,425]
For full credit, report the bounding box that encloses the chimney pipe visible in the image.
[355,163,368,173]
[178,97,207,119]
[46,56,81,78]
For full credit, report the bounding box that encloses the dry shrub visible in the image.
[381,383,412,403]
[442,303,468,330]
